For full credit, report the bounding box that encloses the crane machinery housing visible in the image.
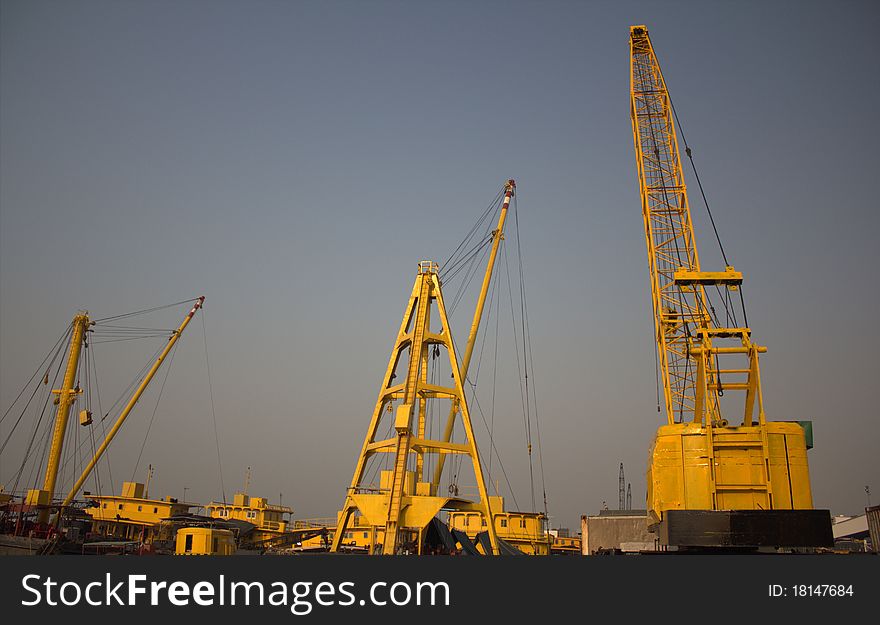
[628,25,831,549]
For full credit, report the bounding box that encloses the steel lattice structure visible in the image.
[630,26,716,425]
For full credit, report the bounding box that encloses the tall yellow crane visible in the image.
[23,298,205,526]
[331,181,516,555]
[629,26,830,548]
[59,297,205,513]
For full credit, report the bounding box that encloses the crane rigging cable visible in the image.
[516,193,549,518]
[86,339,114,495]
[6,336,68,497]
[201,308,227,505]
[503,226,537,513]
[652,41,749,329]
[667,96,730,268]
[440,181,547,516]
[441,188,505,274]
[92,298,201,323]
[670,100,749,328]
[447,239,493,317]
[0,322,72,429]
[0,324,71,454]
[130,339,180,481]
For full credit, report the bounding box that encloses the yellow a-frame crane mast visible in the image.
[332,181,517,556]
[629,26,830,549]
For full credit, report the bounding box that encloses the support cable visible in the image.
[0,326,70,455]
[88,343,114,495]
[515,193,548,517]
[0,323,72,428]
[92,298,200,324]
[201,309,227,504]
[7,336,68,497]
[130,339,179,480]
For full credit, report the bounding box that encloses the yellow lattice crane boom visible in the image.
[629,26,830,548]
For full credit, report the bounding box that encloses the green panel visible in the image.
[796,421,813,449]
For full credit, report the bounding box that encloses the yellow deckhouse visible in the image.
[206,492,291,545]
[448,500,550,555]
[86,481,194,543]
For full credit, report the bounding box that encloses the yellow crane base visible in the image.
[646,421,814,529]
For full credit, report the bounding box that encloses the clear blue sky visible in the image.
[2,0,878,530]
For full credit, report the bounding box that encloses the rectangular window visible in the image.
[137,505,142,512]
[501,519,508,528]
[118,504,123,510]
[213,538,219,553]
[103,503,107,509]
[520,519,526,528]
[153,507,158,513]
[184,534,193,553]
[363,532,368,538]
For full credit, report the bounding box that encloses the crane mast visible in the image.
[26,314,92,524]
[331,182,515,556]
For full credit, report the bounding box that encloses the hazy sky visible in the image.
[1,0,878,531]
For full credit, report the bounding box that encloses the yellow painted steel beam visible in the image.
[416,382,458,398]
[409,438,472,455]
[34,313,90,523]
[673,268,742,286]
[690,346,767,355]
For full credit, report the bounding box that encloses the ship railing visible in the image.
[290,517,336,530]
